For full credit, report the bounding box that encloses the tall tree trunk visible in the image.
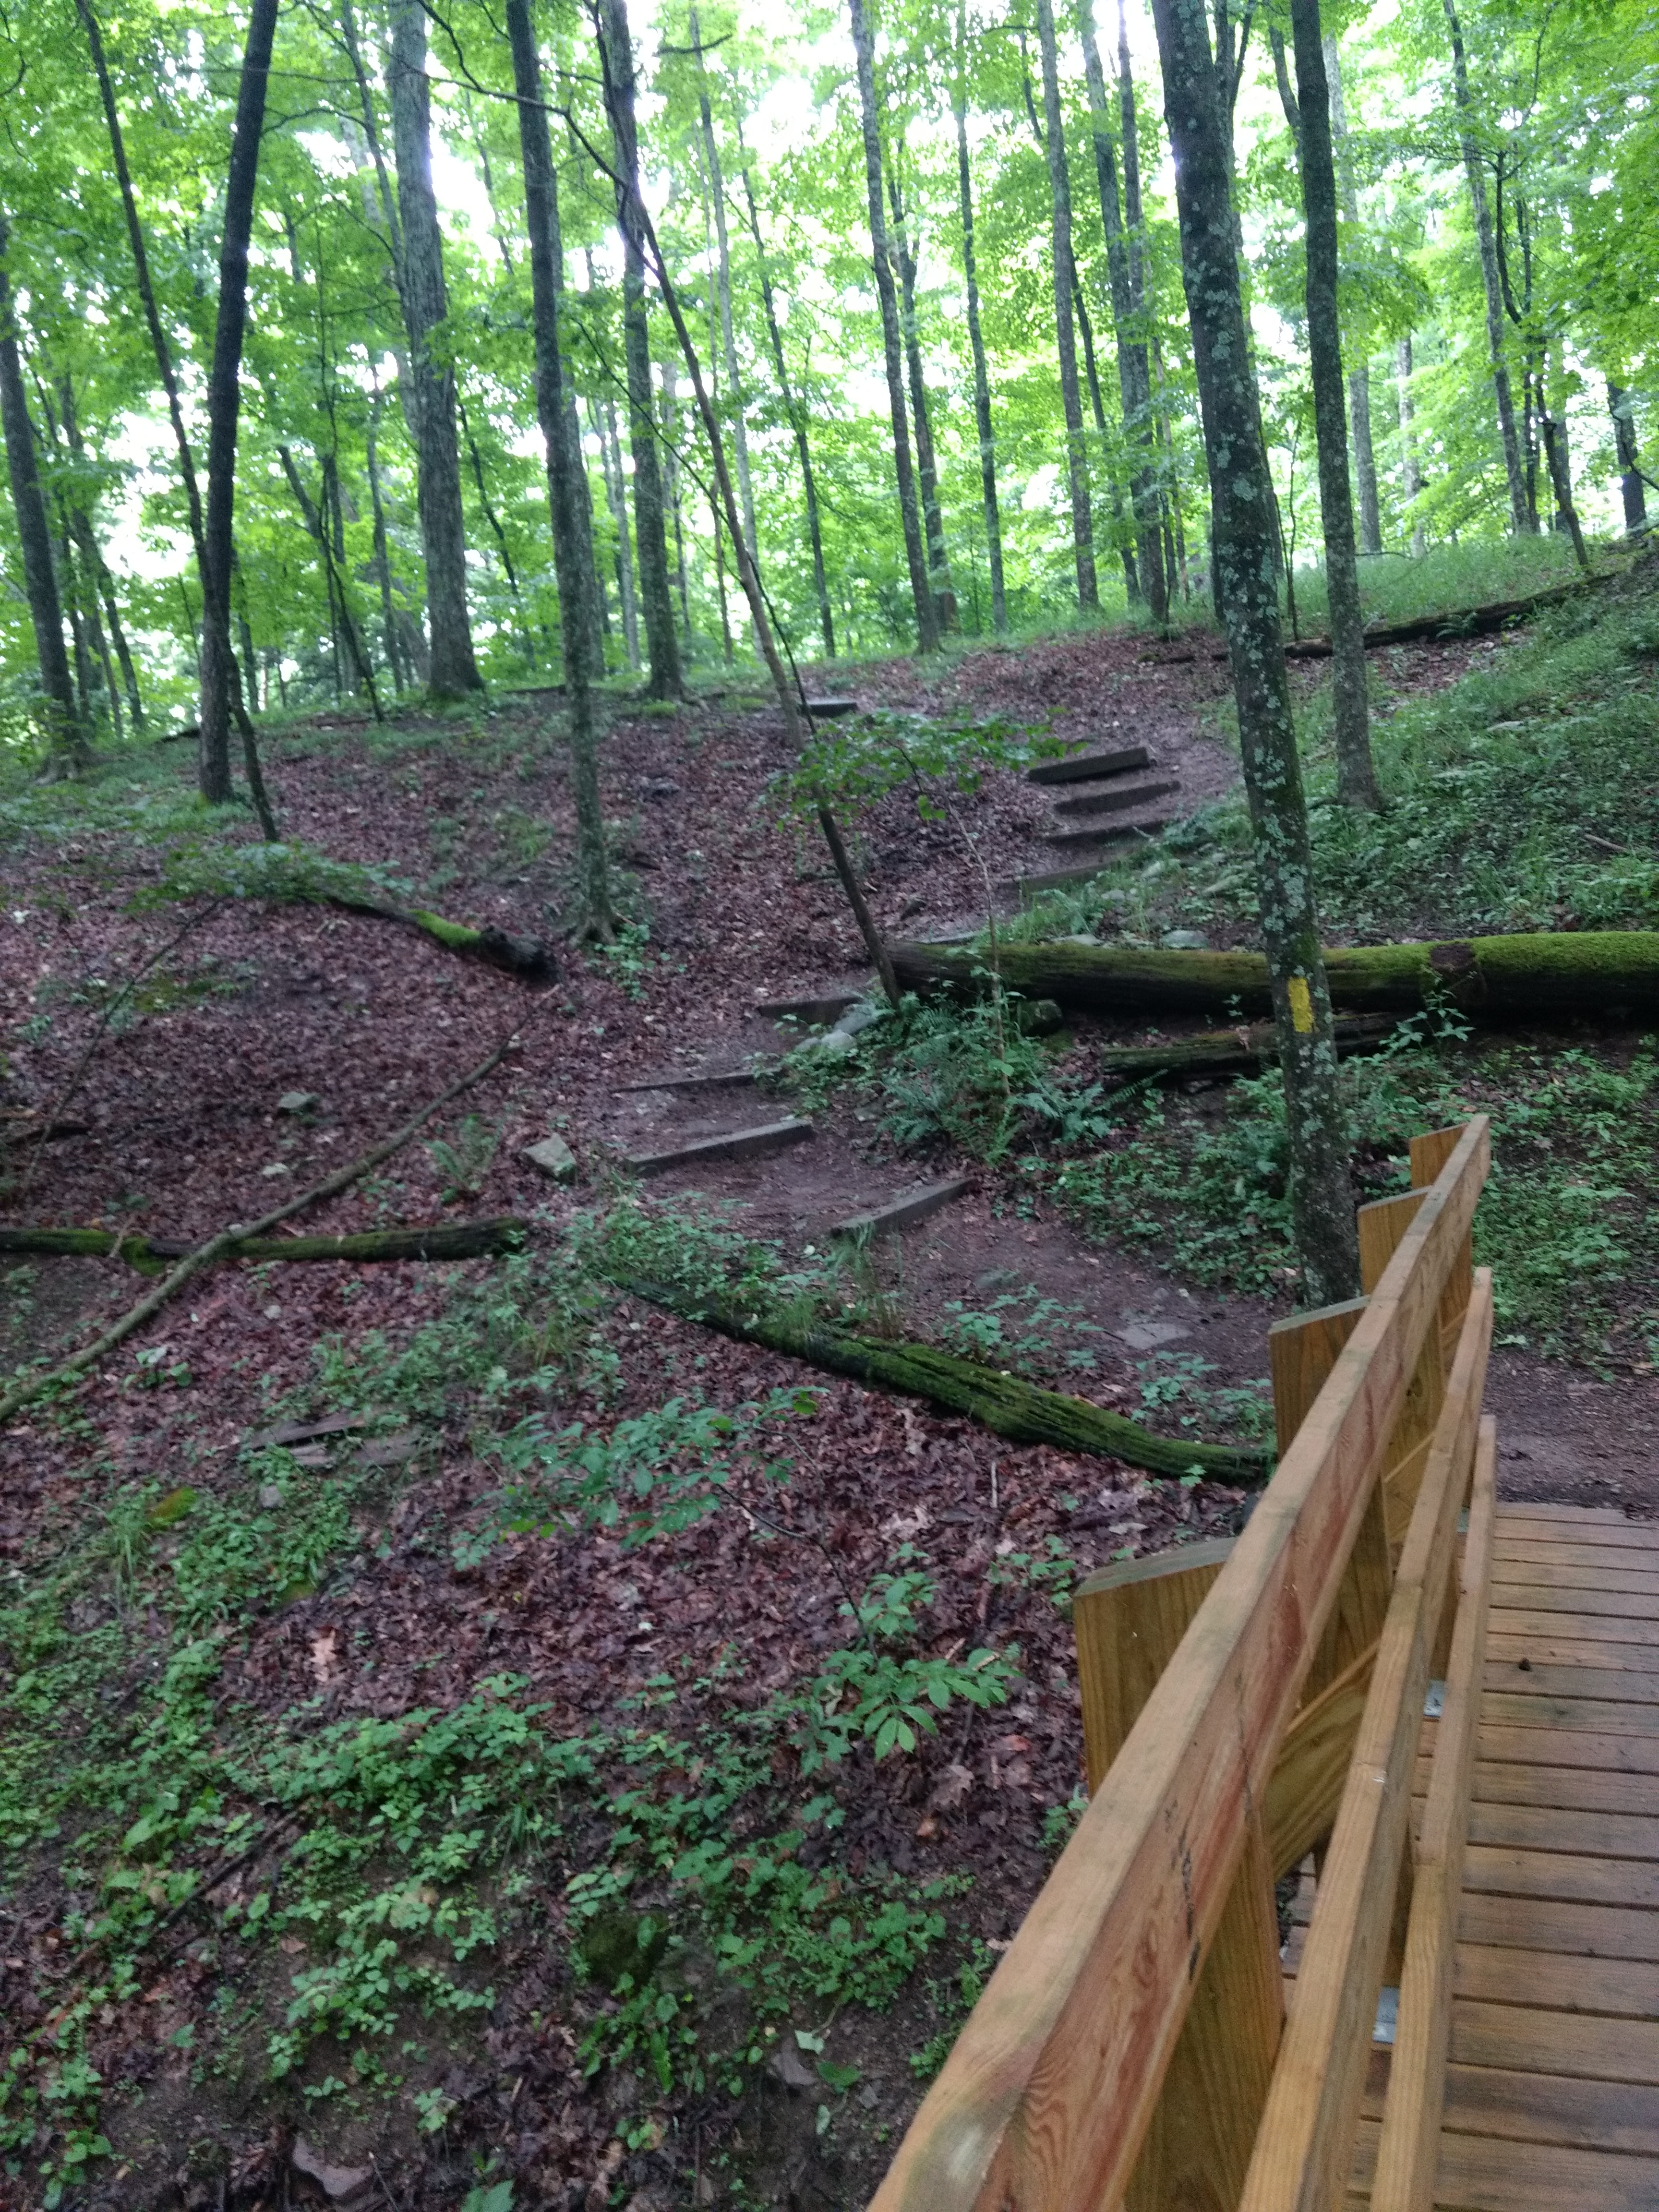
[1034,0,1099,611]
[739,166,836,656]
[952,12,1007,635]
[1609,381,1648,536]
[1539,354,1589,574]
[1396,336,1426,555]
[847,0,940,654]
[598,0,682,698]
[888,174,956,629]
[1322,36,1381,556]
[388,0,483,699]
[1079,0,1166,624]
[365,386,404,691]
[593,388,640,671]
[1286,0,1378,809]
[660,360,694,651]
[691,10,759,592]
[1146,0,1359,1305]
[1443,0,1529,535]
[507,0,612,937]
[198,0,280,827]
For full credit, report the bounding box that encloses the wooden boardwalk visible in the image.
[1348,1499,1659,2209]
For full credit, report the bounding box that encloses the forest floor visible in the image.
[3,549,1659,2212]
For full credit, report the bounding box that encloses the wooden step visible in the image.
[623,1118,814,1177]
[756,991,859,1024]
[1041,818,1171,850]
[1000,860,1119,902]
[616,1065,767,1094]
[804,697,859,719]
[1027,745,1152,786]
[1053,778,1181,819]
[831,1175,971,1243]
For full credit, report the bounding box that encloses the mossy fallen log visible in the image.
[621,1276,1271,1483]
[0,1218,526,1271]
[327,895,556,982]
[892,930,1659,1023]
[1098,1013,1397,1080]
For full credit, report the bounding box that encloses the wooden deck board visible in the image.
[1356,1508,1659,2207]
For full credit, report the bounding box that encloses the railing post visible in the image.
[1074,1550,1284,2211]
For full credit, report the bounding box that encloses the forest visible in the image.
[0,0,1657,2202]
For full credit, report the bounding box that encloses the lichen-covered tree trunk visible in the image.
[953,12,1007,635]
[1323,37,1381,558]
[388,0,483,700]
[1079,0,1167,626]
[889,174,955,631]
[599,0,682,699]
[1145,0,1359,1306]
[0,220,87,774]
[1289,0,1378,810]
[1035,0,1099,612]
[507,0,611,938]
[847,0,939,654]
[1443,0,1530,537]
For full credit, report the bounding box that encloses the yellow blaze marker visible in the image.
[1287,974,1313,1033]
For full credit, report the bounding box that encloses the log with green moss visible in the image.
[0,1218,526,1269]
[621,1276,1271,1483]
[1100,1013,1397,1081]
[892,930,1659,1023]
[327,895,555,981]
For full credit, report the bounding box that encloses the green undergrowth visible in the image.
[1284,531,1590,639]
[998,569,1659,948]
[0,1222,1035,2203]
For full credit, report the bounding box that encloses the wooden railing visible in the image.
[871,1118,1495,2212]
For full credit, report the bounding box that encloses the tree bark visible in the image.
[0,1220,528,1267]
[1443,0,1529,535]
[1145,0,1359,1305]
[1538,358,1589,574]
[1609,381,1648,536]
[0,241,87,775]
[952,7,1007,635]
[508,0,612,938]
[365,386,404,691]
[1034,0,1100,612]
[1079,0,1167,625]
[847,0,940,654]
[1287,0,1378,810]
[598,0,683,698]
[1322,36,1381,556]
[624,1276,1271,1481]
[1396,335,1426,555]
[387,0,484,700]
[593,387,641,671]
[691,9,759,605]
[890,929,1659,1022]
[740,166,836,657]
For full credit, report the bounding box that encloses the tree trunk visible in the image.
[1396,336,1426,555]
[0,1220,528,1267]
[890,929,1659,1023]
[276,442,381,708]
[1035,0,1100,612]
[660,361,693,652]
[691,9,759,601]
[1288,0,1379,810]
[1443,0,1529,535]
[740,165,836,656]
[1144,0,1359,1305]
[1609,381,1648,536]
[952,10,1007,635]
[1079,0,1167,625]
[387,0,483,700]
[623,1276,1270,1482]
[365,387,404,691]
[592,384,641,671]
[847,0,940,654]
[889,173,956,630]
[1538,356,1589,575]
[507,0,612,938]
[1322,36,1381,557]
[598,0,682,699]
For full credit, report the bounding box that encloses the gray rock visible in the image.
[1114,1319,1193,1351]
[1161,929,1210,951]
[831,998,886,1039]
[523,1133,577,1183]
[258,1484,284,1510]
[791,1027,855,1061]
[277,1090,319,1114]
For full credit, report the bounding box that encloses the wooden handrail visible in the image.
[870,1118,1490,2212]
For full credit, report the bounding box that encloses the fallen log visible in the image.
[891,929,1659,1022]
[326,896,555,982]
[1283,572,1614,660]
[621,1276,1271,1483]
[0,1218,526,1269]
[1099,1014,1398,1081]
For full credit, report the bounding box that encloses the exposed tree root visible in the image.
[0,1218,526,1270]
